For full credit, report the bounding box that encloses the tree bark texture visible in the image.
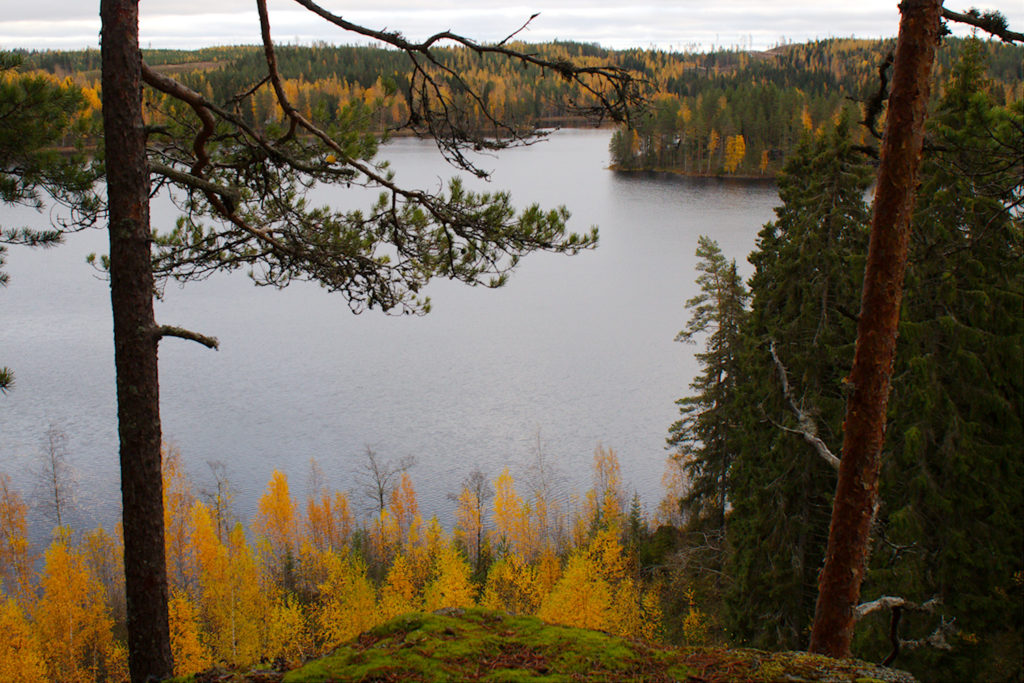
[808,0,942,658]
[100,0,173,679]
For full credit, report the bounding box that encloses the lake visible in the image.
[0,128,779,538]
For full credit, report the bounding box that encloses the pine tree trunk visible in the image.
[100,0,173,679]
[808,0,942,658]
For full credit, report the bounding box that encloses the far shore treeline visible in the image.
[11,37,1023,177]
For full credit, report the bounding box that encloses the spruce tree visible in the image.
[724,111,872,648]
[860,40,1024,679]
[667,235,748,534]
[723,45,1021,674]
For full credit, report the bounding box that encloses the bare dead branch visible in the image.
[289,0,644,128]
[861,49,894,141]
[855,596,953,665]
[498,12,540,47]
[229,75,271,105]
[854,595,933,619]
[900,617,956,652]
[151,325,219,349]
[290,0,615,76]
[768,340,841,470]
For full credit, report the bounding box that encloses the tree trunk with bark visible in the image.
[100,0,173,679]
[808,0,942,658]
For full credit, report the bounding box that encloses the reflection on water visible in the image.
[0,129,779,539]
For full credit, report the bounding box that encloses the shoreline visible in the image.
[608,164,778,183]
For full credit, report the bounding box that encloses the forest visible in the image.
[661,38,1022,682]
[1,23,1021,683]
[12,37,1023,177]
[1,446,672,681]
[608,37,1023,175]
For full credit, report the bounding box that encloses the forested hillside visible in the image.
[18,41,627,144]
[13,37,1022,178]
[609,37,1023,175]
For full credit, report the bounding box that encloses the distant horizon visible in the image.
[8,34,912,56]
[3,1,1022,54]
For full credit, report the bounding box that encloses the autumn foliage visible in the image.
[0,446,674,679]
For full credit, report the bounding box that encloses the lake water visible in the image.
[0,128,779,537]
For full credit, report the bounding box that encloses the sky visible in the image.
[2,1,1022,53]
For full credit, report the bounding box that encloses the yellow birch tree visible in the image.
[305,489,353,553]
[168,589,212,676]
[422,542,476,612]
[163,445,198,595]
[538,552,612,631]
[491,468,521,553]
[316,553,378,651]
[378,552,422,620]
[253,470,299,573]
[723,134,746,173]
[0,599,47,683]
[0,473,33,603]
[481,553,541,615]
[389,471,420,541]
[33,538,124,682]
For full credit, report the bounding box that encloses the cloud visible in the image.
[1,1,1021,51]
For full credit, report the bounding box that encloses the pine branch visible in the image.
[288,0,646,137]
[0,367,13,393]
[148,162,240,206]
[139,63,216,177]
[861,49,894,141]
[151,325,219,349]
[899,616,956,652]
[498,13,540,47]
[768,340,841,470]
[942,7,1024,42]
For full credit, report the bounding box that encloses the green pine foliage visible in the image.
[0,51,99,393]
[0,53,97,214]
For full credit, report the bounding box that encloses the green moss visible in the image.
[480,669,565,683]
[754,659,787,682]
[665,663,698,680]
[281,610,915,683]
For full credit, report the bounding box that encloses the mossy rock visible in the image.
[279,609,917,682]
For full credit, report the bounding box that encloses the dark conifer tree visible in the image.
[860,40,1024,679]
[724,112,872,648]
[667,235,748,534]
[723,44,1021,674]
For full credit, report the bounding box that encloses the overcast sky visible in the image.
[2,1,1022,52]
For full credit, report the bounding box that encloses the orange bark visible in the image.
[808,0,943,657]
